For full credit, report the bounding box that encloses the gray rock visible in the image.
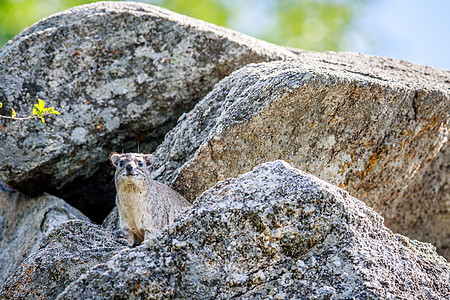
[0,218,125,299]
[57,161,450,299]
[101,205,121,237]
[0,1,295,196]
[0,190,89,287]
[151,56,450,258]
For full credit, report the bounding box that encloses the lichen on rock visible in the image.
[151,56,450,259]
[57,161,450,299]
[0,1,294,196]
[0,2,449,298]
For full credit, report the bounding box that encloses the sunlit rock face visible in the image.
[151,56,449,259]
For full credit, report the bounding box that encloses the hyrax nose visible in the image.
[126,164,133,172]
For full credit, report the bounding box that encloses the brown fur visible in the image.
[111,153,191,246]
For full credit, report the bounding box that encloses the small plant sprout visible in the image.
[0,99,60,123]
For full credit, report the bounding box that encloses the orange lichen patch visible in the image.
[340,162,352,175]
[72,50,80,57]
[96,123,104,130]
[424,115,441,131]
[358,148,386,180]
[80,155,90,167]
[414,115,444,140]
[343,147,387,186]
[10,263,37,297]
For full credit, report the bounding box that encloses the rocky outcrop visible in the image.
[1,2,449,298]
[0,1,294,197]
[151,56,450,258]
[0,190,90,286]
[1,218,125,299]
[3,161,446,299]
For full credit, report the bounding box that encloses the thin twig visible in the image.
[0,115,41,120]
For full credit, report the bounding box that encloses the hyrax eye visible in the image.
[138,161,144,168]
[119,161,125,167]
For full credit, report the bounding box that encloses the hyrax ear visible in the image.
[143,154,156,166]
[110,153,121,166]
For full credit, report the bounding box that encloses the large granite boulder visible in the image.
[151,55,450,258]
[0,1,294,197]
[47,161,450,299]
[0,189,90,287]
[0,218,125,299]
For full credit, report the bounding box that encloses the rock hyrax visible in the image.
[110,153,191,246]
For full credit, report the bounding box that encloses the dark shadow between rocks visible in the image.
[49,164,116,224]
[47,116,181,224]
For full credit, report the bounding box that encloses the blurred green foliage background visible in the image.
[0,0,366,51]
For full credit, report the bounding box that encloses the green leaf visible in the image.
[1,98,60,122]
[37,99,45,111]
[34,99,46,114]
[0,103,2,108]
[48,107,60,115]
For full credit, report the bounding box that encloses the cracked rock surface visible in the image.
[57,161,449,299]
[0,191,90,287]
[151,57,450,259]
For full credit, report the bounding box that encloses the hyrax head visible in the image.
[110,153,154,182]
